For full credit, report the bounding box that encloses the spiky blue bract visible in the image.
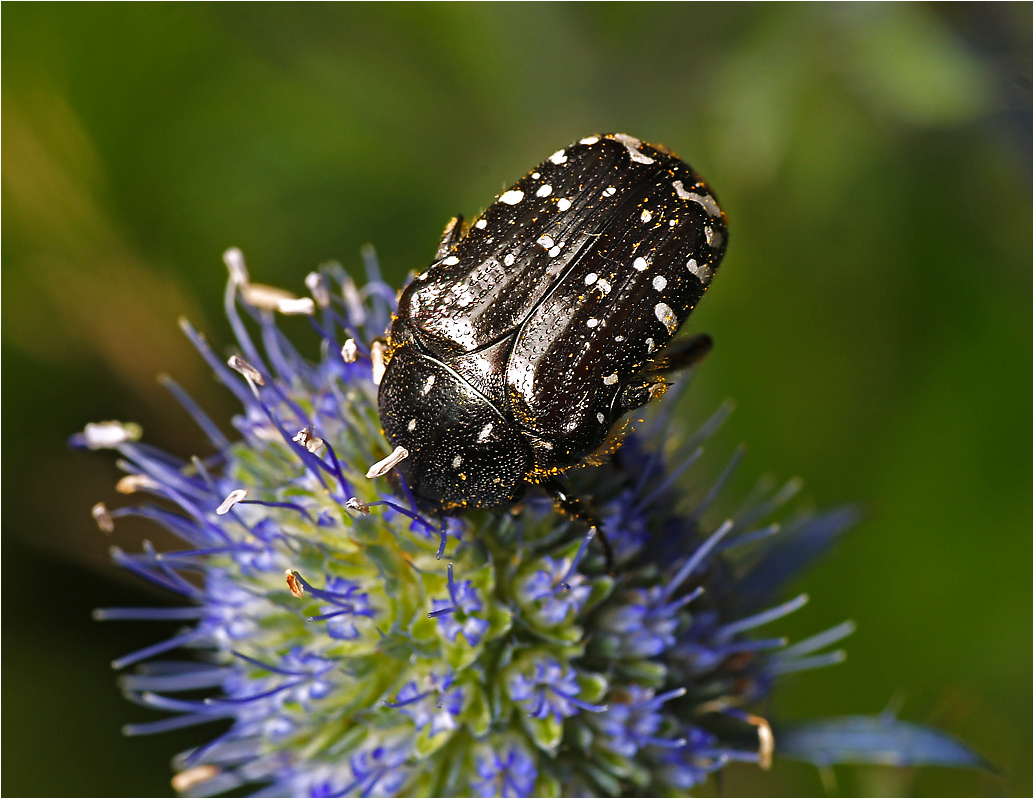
[78,248,987,796]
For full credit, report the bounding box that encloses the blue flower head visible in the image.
[79,248,988,796]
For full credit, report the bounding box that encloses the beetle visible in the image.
[368,133,727,561]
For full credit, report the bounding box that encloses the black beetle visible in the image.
[369,133,727,558]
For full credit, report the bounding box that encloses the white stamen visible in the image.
[499,189,524,205]
[241,283,295,310]
[345,497,370,515]
[285,570,305,598]
[216,489,248,515]
[292,428,324,453]
[276,297,316,315]
[92,502,114,533]
[746,714,775,770]
[228,355,265,386]
[305,272,330,308]
[172,766,222,794]
[116,474,159,494]
[341,338,358,363]
[342,278,367,326]
[222,248,249,286]
[366,445,409,479]
[80,421,142,450]
[370,341,386,386]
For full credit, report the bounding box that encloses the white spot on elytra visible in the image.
[706,226,724,248]
[603,372,619,385]
[615,335,626,342]
[596,278,612,295]
[557,198,572,211]
[673,180,721,218]
[587,318,599,328]
[549,149,568,164]
[687,258,714,285]
[597,412,606,424]
[421,375,436,395]
[537,235,554,250]
[633,257,648,271]
[652,275,667,291]
[548,245,562,257]
[452,455,463,469]
[536,184,552,197]
[407,418,417,431]
[477,423,493,442]
[475,219,487,229]
[611,133,656,164]
[500,189,524,205]
[584,273,598,285]
[641,209,652,223]
[580,135,600,145]
[531,172,540,179]
[504,253,515,266]
[654,302,678,334]
[603,186,617,197]
[646,337,655,353]
[669,219,678,227]
[443,255,460,266]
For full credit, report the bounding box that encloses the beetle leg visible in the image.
[648,332,713,375]
[435,215,466,260]
[539,475,613,572]
[649,330,715,374]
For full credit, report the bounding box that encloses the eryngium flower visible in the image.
[76,248,986,796]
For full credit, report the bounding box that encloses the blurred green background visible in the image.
[2,3,1030,796]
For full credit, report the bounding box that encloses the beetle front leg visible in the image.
[649,332,713,375]
[539,474,613,572]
